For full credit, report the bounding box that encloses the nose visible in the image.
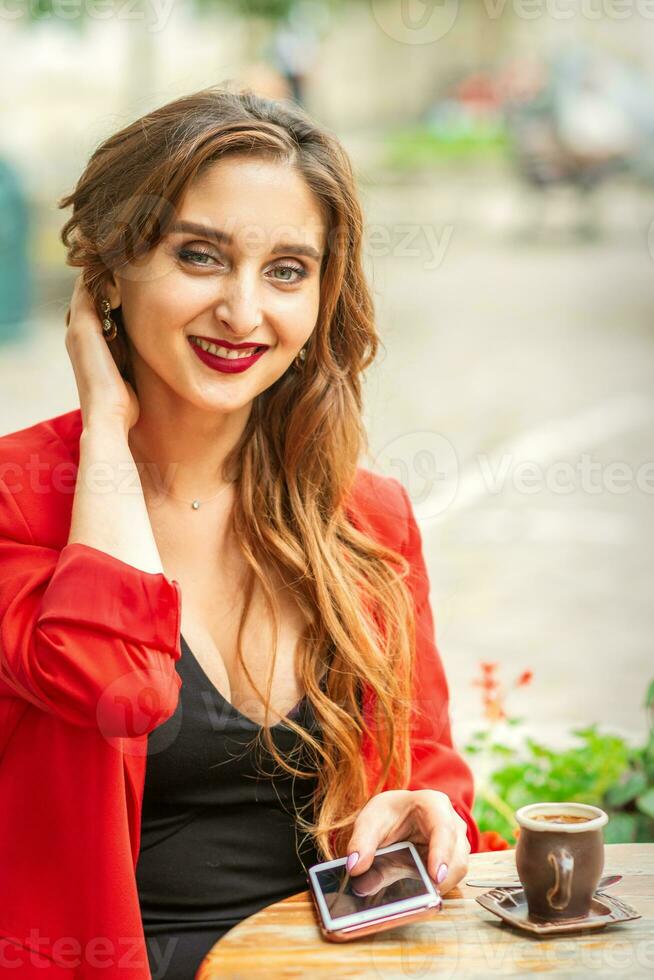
[213,268,263,338]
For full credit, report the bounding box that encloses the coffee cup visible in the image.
[515,802,608,922]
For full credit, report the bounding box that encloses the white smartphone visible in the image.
[307,840,442,943]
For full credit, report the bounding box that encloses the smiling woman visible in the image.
[84,147,327,414]
[0,86,477,979]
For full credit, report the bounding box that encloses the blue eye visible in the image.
[178,247,216,266]
[270,264,307,283]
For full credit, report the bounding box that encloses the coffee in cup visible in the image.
[530,813,592,825]
[515,803,608,922]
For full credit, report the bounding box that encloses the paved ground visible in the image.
[1,172,652,755]
[360,174,654,750]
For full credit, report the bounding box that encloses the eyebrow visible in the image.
[167,221,323,261]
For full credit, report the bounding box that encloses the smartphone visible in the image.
[307,840,442,942]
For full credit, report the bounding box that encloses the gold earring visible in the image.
[101,299,118,342]
[294,345,307,370]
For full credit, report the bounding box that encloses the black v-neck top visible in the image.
[136,633,323,980]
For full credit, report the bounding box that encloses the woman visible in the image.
[0,88,478,979]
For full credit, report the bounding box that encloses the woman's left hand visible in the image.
[344,789,471,896]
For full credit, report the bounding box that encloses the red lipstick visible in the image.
[187,336,268,374]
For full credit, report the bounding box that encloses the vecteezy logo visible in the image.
[371,430,459,521]
[97,668,183,756]
[370,0,460,45]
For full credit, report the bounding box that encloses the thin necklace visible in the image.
[156,479,234,510]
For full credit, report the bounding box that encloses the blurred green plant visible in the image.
[465,664,654,846]
[194,0,297,19]
[383,124,509,171]
[22,0,319,27]
[193,0,356,24]
[20,0,86,31]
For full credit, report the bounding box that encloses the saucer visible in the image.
[475,886,641,936]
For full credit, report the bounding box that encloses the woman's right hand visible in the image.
[65,273,139,434]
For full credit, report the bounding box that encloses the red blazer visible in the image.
[0,409,478,977]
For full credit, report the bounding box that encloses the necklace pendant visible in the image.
[191,499,200,510]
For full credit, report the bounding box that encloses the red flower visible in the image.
[472,661,532,724]
[479,830,512,852]
[483,700,506,723]
[474,676,499,692]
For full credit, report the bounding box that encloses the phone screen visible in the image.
[312,844,435,923]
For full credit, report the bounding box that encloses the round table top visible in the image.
[197,842,653,979]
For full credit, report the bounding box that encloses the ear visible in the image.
[103,272,122,310]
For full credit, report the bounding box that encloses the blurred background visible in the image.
[1,1,653,839]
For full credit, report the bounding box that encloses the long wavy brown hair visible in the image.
[58,85,417,863]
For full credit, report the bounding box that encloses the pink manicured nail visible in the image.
[436,863,448,884]
[346,852,359,873]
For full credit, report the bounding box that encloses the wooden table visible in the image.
[197,843,653,979]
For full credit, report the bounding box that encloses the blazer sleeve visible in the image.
[0,474,182,736]
[395,480,480,853]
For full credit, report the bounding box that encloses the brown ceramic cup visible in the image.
[515,802,609,922]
